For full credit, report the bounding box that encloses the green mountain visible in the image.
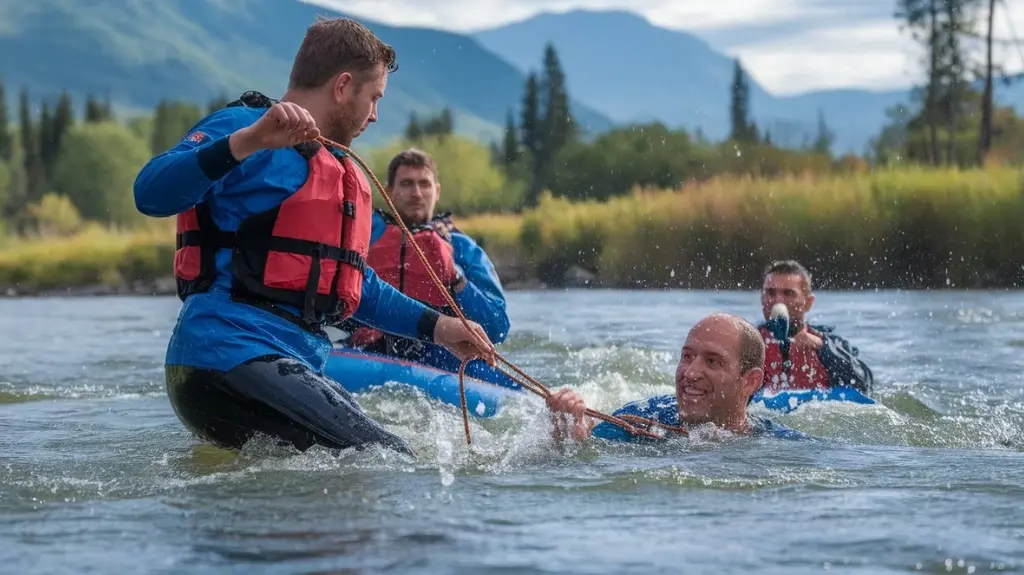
[0,0,613,147]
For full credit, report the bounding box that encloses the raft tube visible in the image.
[324,345,525,418]
[750,386,876,414]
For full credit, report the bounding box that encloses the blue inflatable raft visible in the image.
[750,386,876,414]
[324,345,524,418]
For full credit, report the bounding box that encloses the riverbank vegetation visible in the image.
[2,165,1021,293]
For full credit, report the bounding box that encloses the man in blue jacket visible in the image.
[340,148,510,373]
[757,260,874,394]
[133,17,494,456]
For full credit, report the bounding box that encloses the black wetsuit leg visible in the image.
[165,354,414,455]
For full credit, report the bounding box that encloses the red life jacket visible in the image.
[348,212,458,348]
[367,211,459,309]
[759,325,830,392]
[174,141,373,333]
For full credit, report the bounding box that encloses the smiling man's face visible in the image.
[675,315,762,426]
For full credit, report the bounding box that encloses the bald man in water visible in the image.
[546,313,807,442]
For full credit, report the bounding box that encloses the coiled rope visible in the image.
[318,135,688,444]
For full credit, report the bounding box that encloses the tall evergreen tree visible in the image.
[436,107,453,135]
[19,89,32,162]
[811,110,835,155]
[521,44,576,206]
[84,93,113,123]
[38,101,56,175]
[539,43,574,156]
[897,0,942,164]
[941,0,973,166]
[500,110,519,168]
[404,112,423,141]
[422,107,454,137]
[0,79,11,162]
[897,0,979,166]
[19,89,44,203]
[84,94,104,123]
[978,0,996,163]
[101,93,113,122]
[520,72,540,159]
[52,90,74,160]
[520,72,542,205]
[729,59,756,143]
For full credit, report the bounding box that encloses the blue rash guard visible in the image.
[133,105,438,374]
[590,394,809,442]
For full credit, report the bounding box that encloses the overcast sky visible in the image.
[312,0,1024,96]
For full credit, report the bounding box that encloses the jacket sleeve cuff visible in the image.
[196,136,241,181]
[416,308,440,342]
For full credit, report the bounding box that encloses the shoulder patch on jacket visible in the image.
[183,130,208,144]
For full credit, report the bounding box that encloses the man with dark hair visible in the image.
[546,313,807,443]
[341,147,510,370]
[133,17,495,457]
[758,260,874,394]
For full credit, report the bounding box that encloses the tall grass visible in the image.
[2,167,1023,292]
[524,166,1024,288]
[0,221,173,292]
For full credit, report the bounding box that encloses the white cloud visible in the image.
[309,0,810,31]
[733,22,923,95]
[309,0,1024,94]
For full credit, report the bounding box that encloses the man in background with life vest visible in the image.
[133,17,495,457]
[757,260,874,395]
[340,148,510,372]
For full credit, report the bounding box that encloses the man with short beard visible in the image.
[546,313,807,442]
[133,17,494,457]
[342,148,510,371]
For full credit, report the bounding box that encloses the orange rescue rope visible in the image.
[318,135,687,444]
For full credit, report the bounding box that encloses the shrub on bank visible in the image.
[1,167,1022,292]
[518,166,1024,288]
[0,222,172,292]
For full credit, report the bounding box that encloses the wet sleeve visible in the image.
[351,266,440,343]
[451,233,510,343]
[590,397,665,442]
[133,109,254,217]
[818,333,875,393]
[753,416,814,441]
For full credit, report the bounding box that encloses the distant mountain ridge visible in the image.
[472,9,1024,154]
[0,0,612,147]
[1,2,1019,154]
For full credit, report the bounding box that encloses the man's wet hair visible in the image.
[289,16,398,90]
[386,148,438,188]
[699,313,765,376]
[764,260,813,293]
[735,317,765,376]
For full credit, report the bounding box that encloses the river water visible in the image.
[1,290,1022,574]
